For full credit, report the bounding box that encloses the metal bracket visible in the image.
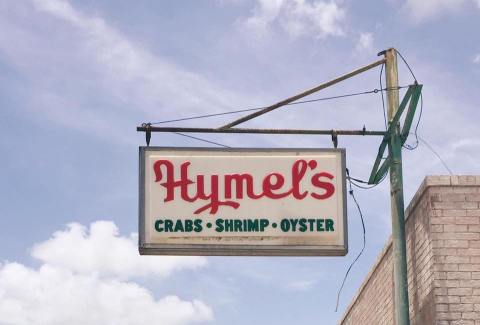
[332,130,338,148]
[368,84,422,184]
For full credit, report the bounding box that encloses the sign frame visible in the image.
[139,146,348,256]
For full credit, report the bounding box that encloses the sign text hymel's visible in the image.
[153,158,335,214]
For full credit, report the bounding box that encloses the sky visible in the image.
[0,0,479,324]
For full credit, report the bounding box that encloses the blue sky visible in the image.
[0,0,479,324]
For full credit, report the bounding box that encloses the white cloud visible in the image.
[286,279,317,291]
[0,0,244,143]
[355,32,374,54]
[473,53,480,64]
[402,0,478,22]
[32,221,206,278]
[241,0,346,39]
[0,221,212,325]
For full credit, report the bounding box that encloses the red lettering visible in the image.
[225,174,263,199]
[262,173,291,199]
[152,158,337,214]
[311,172,335,199]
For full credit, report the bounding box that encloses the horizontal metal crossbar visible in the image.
[137,126,387,136]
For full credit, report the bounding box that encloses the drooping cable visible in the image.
[417,135,453,175]
[173,132,231,148]
[335,168,367,312]
[148,86,408,126]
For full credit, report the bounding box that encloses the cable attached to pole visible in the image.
[335,168,367,312]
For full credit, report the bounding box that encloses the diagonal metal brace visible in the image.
[368,84,422,184]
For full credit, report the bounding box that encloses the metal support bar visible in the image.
[220,58,386,129]
[385,48,411,325]
[367,84,422,184]
[136,126,386,136]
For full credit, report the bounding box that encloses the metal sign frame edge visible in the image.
[138,146,348,256]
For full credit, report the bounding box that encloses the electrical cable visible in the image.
[416,134,453,175]
[148,86,408,126]
[173,132,231,148]
[396,50,417,82]
[395,50,423,151]
[335,168,367,312]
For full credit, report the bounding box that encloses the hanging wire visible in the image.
[335,168,367,312]
[147,86,408,126]
[395,50,423,151]
[396,50,417,82]
[173,132,230,148]
[416,135,453,175]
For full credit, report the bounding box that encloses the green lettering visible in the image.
[165,220,174,232]
[215,219,224,232]
[174,219,184,232]
[299,218,307,232]
[154,220,164,232]
[194,219,203,232]
[260,219,269,231]
[326,219,334,231]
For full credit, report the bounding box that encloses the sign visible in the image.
[139,147,347,256]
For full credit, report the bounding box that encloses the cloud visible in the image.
[32,221,206,278]
[0,0,244,143]
[402,0,477,22]
[0,221,212,325]
[241,0,346,40]
[473,53,480,64]
[354,32,374,54]
[285,279,317,291]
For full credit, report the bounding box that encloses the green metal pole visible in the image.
[385,48,410,325]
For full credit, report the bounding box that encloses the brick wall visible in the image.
[339,176,480,325]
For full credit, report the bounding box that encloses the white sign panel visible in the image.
[139,147,347,256]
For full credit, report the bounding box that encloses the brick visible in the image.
[459,264,480,271]
[437,312,462,320]
[431,224,444,232]
[470,241,480,248]
[466,194,480,201]
[461,296,480,303]
[459,280,480,288]
[454,187,479,193]
[443,193,467,201]
[434,232,479,240]
[458,249,480,256]
[426,176,452,186]
[443,256,470,264]
[438,295,461,303]
[436,304,449,312]
[448,288,473,295]
[473,272,480,279]
[451,320,475,325]
[462,312,480,320]
[444,210,468,217]
[434,248,459,256]
[444,240,469,248]
[448,272,472,280]
[434,201,478,209]
[467,210,480,217]
[456,216,480,225]
[432,216,457,224]
[449,303,473,312]
[469,225,480,232]
[436,263,459,271]
[444,225,469,233]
